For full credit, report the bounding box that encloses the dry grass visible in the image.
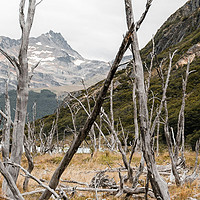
[0,151,199,199]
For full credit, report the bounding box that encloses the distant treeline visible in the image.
[0,89,59,121]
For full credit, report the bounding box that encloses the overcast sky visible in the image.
[0,0,187,61]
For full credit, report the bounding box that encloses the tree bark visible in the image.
[124,0,170,199]
[8,0,36,182]
[0,0,38,197]
[0,160,24,200]
[23,143,34,191]
[39,20,135,200]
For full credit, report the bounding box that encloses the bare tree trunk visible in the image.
[164,100,181,186]
[0,1,39,197]
[23,143,34,191]
[10,0,36,180]
[39,18,135,200]
[132,76,140,150]
[175,61,190,164]
[124,0,170,199]
[156,119,160,156]
[82,79,97,152]
[1,75,12,194]
[110,80,116,150]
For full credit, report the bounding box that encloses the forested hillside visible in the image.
[39,0,200,149]
[0,89,58,120]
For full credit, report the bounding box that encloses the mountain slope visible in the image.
[0,89,58,120]
[0,30,109,93]
[22,0,200,149]
[142,0,200,58]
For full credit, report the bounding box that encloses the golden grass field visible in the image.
[0,151,199,200]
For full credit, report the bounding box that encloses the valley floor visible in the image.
[0,151,199,200]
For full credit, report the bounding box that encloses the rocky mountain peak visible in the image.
[142,0,200,57]
[0,31,109,93]
[0,36,20,50]
[167,0,200,23]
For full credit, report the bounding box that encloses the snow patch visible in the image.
[74,59,84,65]
[28,55,41,62]
[36,42,42,45]
[34,50,52,55]
[42,57,55,62]
[28,46,36,50]
[46,45,54,49]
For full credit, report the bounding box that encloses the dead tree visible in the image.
[39,119,57,154]
[39,14,137,200]
[124,0,170,199]
[101,81,143,186]
[0,160,24,200]
[174,60,191,165]
[164,60,194,186]
[23,143,34,191]
[25,102,37,153]
[23,103,38,191]
[109,80,116,151]
[0,1,41,196]
[68,93,112,150]
[81,79,97,152]
[101,107,136,184]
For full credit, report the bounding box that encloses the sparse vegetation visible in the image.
[0,151,199,199]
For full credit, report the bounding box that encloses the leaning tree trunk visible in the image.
[39,19,135,200]
[124,0,170,199]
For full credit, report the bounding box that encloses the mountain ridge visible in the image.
[36,0,200,149]
[0,30,109,94]
[142,0,200,58]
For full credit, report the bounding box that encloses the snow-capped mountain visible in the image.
[0,30,109,93]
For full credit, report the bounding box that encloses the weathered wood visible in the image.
[23,143,34,191]
[61,179,89,187]
[69,93,111,149]
[39,19,135,200]
[0,1,39,197]
[6,161,59,199]
[175,60,190,164]
[89,171,117,189]
[124,0,170,199]
[184,139,200,184]
[0,160,24,200]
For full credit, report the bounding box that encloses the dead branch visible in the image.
[39,18,136,200]
[0,110,14,126]
[89,171,117,189]
[23,142,34,191]
[184,139,200,184]
[136,0,153,31]
[61,179,89,187]
[124,0,170,198]
[0,160,24,200]
[175,60,190,164]
[0,49,20,72]
[150,51,177,136]
[5,161,59,199]
[69,93,111,149]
